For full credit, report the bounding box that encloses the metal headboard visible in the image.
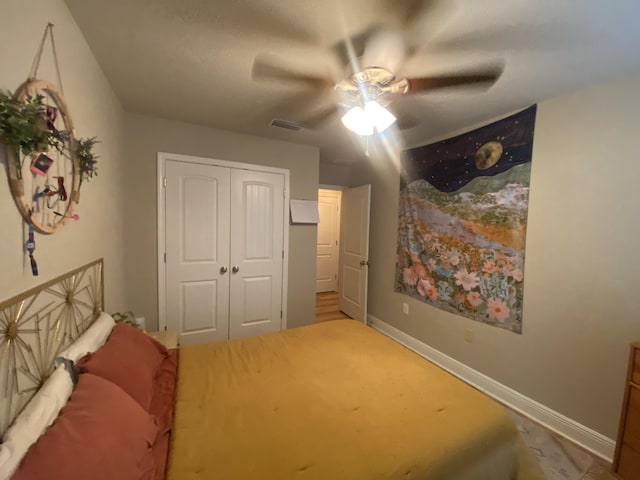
[0,259,104,437]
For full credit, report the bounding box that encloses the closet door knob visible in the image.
[220,266,228,274]
[232,265,240,274]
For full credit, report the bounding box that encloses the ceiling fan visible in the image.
[251,5,504,135]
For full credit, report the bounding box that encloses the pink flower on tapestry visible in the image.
[427,258,436,272]
[427,286,438,301]
[511,269,524,282]
[483,260,497,275]
[487,298,510,322]
[417,279,433,297]
[413,263,427,279]
[453,269,480,291]
[467,291,482,307]
[403,268,418,286]
[449,255,460,266]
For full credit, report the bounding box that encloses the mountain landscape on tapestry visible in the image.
[395,106,536,333]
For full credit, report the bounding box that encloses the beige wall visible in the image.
[0,0,128,311]
[123,113,320,332]
[348,72,640,439]
[319,162,352,187]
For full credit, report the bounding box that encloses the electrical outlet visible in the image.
[402,303,409,315]
[464,329,473,343]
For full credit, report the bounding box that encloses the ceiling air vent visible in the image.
[270,119,303,131]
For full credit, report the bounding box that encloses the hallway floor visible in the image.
[315,291,351,322]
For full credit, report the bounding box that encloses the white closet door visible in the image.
[165,160,230,344]
[229,169,285,339]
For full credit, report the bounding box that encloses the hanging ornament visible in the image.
[25,213,38,276]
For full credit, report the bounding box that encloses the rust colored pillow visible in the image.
[77,323,168,411]
[12,373,158,480]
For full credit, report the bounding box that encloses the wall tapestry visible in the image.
[395,106,536,333]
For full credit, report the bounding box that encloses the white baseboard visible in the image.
[367,315,616,462]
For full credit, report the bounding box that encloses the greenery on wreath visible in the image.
[0,89,99,184]
[76,136,99,185]
[0,91,62,173]
[111,311,137,327]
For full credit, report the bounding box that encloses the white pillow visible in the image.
[55,311,116,363]
[0,364,73,480]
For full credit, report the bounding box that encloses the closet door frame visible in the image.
[157,152,290,333]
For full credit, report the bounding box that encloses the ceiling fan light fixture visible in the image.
[364,101,396,133]
[341,101,396,136]
[341,106,374,136]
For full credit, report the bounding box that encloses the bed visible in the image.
[0,260,544,479]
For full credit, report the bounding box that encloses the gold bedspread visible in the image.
[167,320,542,480]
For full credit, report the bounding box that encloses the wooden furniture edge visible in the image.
[612,343,639,475]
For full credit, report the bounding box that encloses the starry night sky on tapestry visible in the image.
[400,105,537,192]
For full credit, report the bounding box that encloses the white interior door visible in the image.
[338,185,371,322]
[229,169,285,339]
[316,189,341,293]
[165,160,230,344]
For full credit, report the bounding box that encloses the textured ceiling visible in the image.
[65,0,640,164]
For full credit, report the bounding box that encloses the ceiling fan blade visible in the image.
[332,26,380,74]
[262,90,339,130]
[395,113,421,130]
[389,0,433,29]
[406,66,504,93]
[300,104,341,129]
[381,0,451,35]
[252,55,333,90]
[362,29,406,72]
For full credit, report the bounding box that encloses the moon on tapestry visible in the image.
[395,106,537,334]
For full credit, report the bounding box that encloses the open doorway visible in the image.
[316,188,349,322]
[316,189,341,293]
[315,185,371,324]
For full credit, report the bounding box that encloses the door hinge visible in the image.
[335,240,338,246]
[282,250,284,259]
[164,252,166,263]
[280,310,283,319]
[163,177,167,187]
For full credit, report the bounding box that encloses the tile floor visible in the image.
[506,409,616,480]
